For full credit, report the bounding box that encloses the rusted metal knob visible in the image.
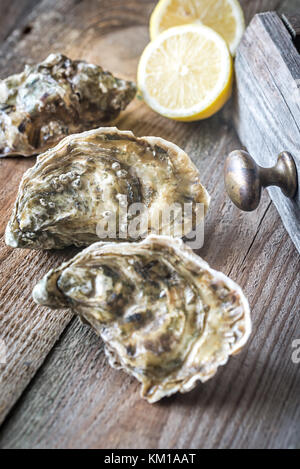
[224,150,298,212]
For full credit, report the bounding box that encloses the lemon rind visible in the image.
[138,24,233,121]
[149,0,245,55]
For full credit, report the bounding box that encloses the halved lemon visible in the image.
[137,24,233,121]
[150,0,245,56]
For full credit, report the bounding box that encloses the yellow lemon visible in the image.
[138,24,233,121]
[150,0,245,55]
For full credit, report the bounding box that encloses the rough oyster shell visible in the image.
[33,235,251,403]
[5,127,210,250]
[0,53,136,157]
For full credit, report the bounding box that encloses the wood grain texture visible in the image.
[0,0,42,43]
[0,0,299,449]
[0,0,157,428]
[279,0,300,16]
[1,204,299,450]
[0,155,77,425]
[234,11,300,253]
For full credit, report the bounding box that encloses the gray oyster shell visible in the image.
[33,235,251,403]
[5,127,210,250]
[0,53,136,157]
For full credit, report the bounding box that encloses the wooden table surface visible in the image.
[0,0,299,450]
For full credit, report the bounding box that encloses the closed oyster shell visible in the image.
[33,235,251,403]
[0,53,136,157]
[5,127,210,250]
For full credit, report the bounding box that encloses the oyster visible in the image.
[33,235,251,403]
[0,53,136,157]
[5,127,210,250]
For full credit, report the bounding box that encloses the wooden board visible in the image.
[0,0,41,43]
[0,0,299,450]
[234,11,300,253]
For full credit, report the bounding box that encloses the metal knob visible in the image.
[224,150,298,212]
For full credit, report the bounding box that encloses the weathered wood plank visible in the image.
[0,0,41,44]
[278,0,300,16]
[241,0,284,23]
[1,120,299,449]
[0,0,299,450]
[234,11,300,253]
[0,194,299,449]
[0,154,76,423]
[0,0,155,425]
[0,0,155,79]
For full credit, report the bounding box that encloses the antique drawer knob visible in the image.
[224,150,298,212]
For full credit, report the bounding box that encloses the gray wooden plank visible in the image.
[1,117,299,449]
[279,0,300,16]
[0,0,299,450]
[0,175,299,449]
[0,0,155,425]
[234,11,300,253]
[0,0,42,43]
